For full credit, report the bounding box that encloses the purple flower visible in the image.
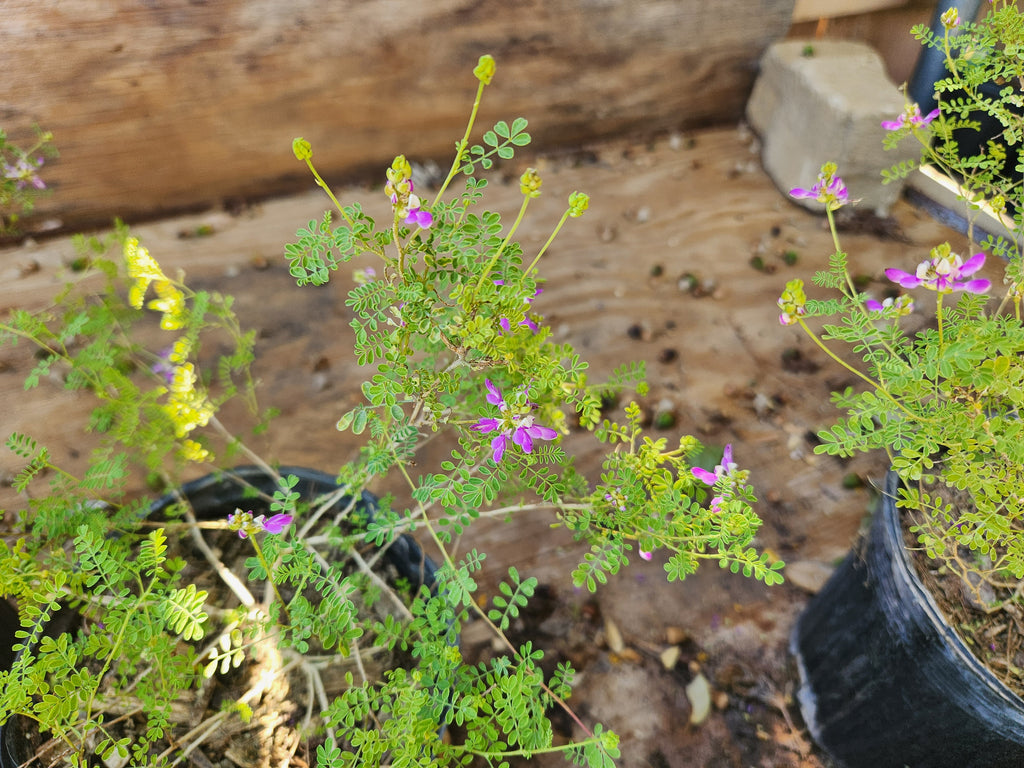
[881,104,940,132]
[885,248,991,294]
[387,176,433,230]
[483,377,504,406]
[790,163,848,210]
[404,200,433,229]
[865,295,914,316]
[152,348,176,384]
[228,509,294,538]
[692,444,738,512]
[471,378,557,463]
[494,280,543,334]
[262,513,294,534]
[4,157,45,190]
[604,492,627,512]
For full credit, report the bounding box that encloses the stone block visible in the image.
[747,39,917,216]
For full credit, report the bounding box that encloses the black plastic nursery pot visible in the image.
[0,465,438,768]
[945,81,1024,215]
[791,470,1024,768]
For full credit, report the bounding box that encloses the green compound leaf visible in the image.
[487,566,537,631]
[160,583,208,641]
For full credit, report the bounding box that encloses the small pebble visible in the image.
[604,617,625,654]
[665,626,689,645]
[785,561,835,594]
[686,673,712,725]
[660,645,681,670]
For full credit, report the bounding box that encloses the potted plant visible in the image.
[780,4,1024,766]
[0,55,782,767]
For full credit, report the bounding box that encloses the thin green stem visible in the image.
[474,195,531,296]
[82,574,160,744]
[822,206,910,370]
[303,158,355,228]
[392,216,405,277]
[524,209,571,276]
[796,317,926,422]
[389,456,597,741]
[248,535,292,626]
[433,80,488,206]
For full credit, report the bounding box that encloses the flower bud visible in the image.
[568,191,589,218]
[292,138,312,161]
[474,55,496,85]
[520,168,543,199]
[778,279,808,326]
[386,155,412,185]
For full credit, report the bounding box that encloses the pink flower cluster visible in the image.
[3,157,45,190]
[885,249,990,295]
[790,163,848,211]
[881,104,940,132]
[227,509,294,539]
[691,444,738,513]
[471,379,557,463]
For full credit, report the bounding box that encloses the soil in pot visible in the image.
[902,478,1024,701]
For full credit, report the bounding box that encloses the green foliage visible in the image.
[487,566,537,631]
[463,118,532,173]
[160,583,209,641]
[782,1,1024,669]
[0,53,780,768]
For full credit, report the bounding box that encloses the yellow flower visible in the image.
[128,283,147,310]
[168,337,192,364]
[386,155,412,186]
[124,237,166,309]
[164,395,214,438]
[180,439,211,462]
[148,280,187,330]
[169,362,196,395]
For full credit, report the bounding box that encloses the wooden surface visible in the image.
[788,0,934,84]
[2,0,794,234]
[792,0,909,23]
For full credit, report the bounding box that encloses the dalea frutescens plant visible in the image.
[0,55,780,767]
[0,125,56,237]
[778,3,1024,690]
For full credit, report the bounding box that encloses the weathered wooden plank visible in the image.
[1,0,794,233]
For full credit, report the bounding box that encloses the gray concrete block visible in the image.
[747,40,918,216]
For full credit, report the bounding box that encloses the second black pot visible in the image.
[791,470,1024,768]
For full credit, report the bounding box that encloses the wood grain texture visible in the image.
[1,0,793,232]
